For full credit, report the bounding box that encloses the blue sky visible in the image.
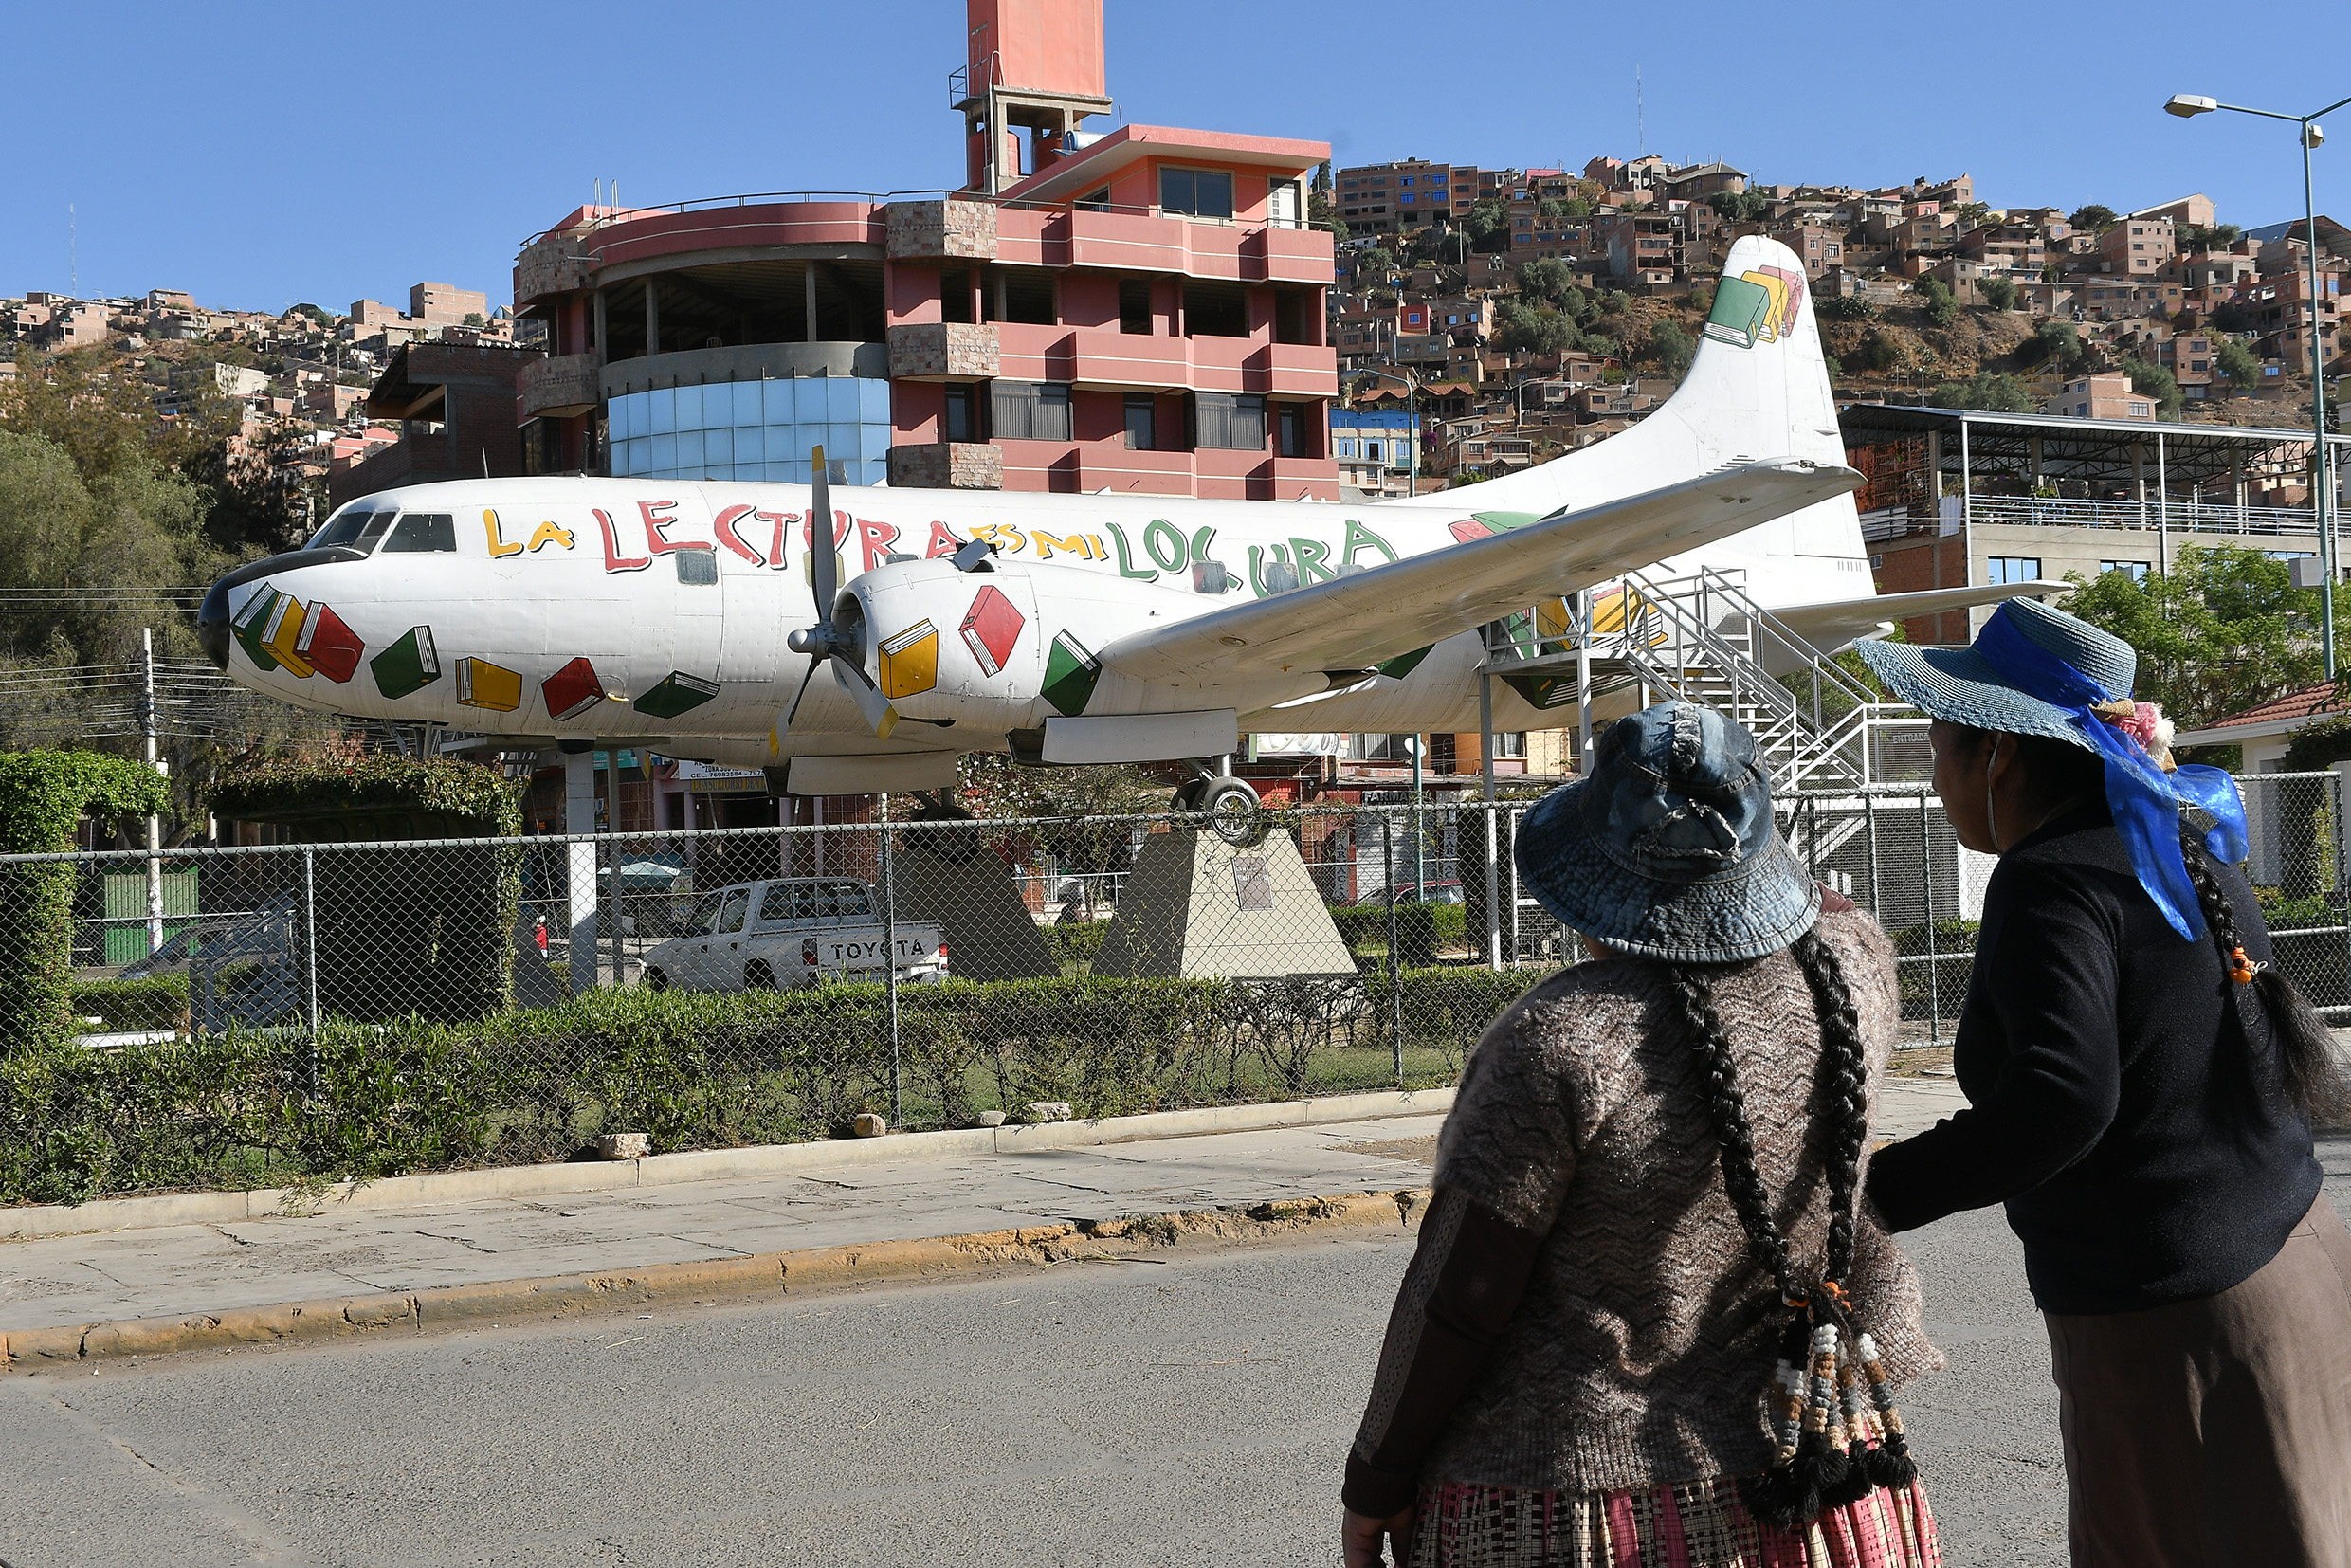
[7,0,2345,312]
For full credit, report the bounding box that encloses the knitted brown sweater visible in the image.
[1350,905,1939,1504]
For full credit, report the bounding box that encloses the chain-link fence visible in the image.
[9,775,2345,1201]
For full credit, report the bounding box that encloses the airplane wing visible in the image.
[1095,459,1861,688]
[1776,579,2070,651]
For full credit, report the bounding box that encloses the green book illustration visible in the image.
[370,625,441,701]
[232,585,284,672]
[1042,630,1101,717]
[635,669,721,720]
[1703,273,1773,348]
[1375,645,1433,680]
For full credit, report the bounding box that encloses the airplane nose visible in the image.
[198,578,233,669]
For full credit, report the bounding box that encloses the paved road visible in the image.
[7,1137,2342,1568]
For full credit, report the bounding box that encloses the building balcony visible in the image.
[886,322,1001,381]
[884,199,999,262]
[991,323,1336,398]
[514,237,592,308]
[887,441,1004,490]
[602,341,886,401]
[995,206,1333,284]
[518,352,605,421]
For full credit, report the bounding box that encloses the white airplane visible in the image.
[198,237,2042,814]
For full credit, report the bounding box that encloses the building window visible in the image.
[1986,556,2042,585]
[942,384,981,444]
[1158,167,1233,220]
[2100,559,2151,583]
[939,267,973,325]
[1077,186,1112,213]
[1493,732,1527,759]
[1193,392,1267,450]
[1182,280,1249,337]
[1119,278,1154,335]
[988,380,1071,442]
[1276,401,1309,459]
[1268,179,1302,228]
[1123,393,1156,451]
[1365,439,1383,463]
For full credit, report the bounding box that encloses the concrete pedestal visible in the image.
[1096,829,1357,980]
[891,829,1057,981]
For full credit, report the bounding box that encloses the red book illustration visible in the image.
[541,656,605,722]
[958,583,1024,678]
[1449,518,1495,543]
[293,602,364,684]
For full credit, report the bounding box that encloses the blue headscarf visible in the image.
[1974,608,2249,942]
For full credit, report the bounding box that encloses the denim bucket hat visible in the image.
[1515,702,1820,964]
[1853,596,2133,748]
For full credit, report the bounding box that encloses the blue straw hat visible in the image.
[1854,596,2130,743]
[1515,702,1820,964]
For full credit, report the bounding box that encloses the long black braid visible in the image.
[1668,928,1917,1532]
[2176,824,2351,1127]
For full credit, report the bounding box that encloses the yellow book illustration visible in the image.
[878,619,939,700]
[262,595,316,678]
[456,656,523,712]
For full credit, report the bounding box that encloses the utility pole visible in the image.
[140,626,165,956]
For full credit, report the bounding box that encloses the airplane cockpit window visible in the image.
[307,505,379,551]
[380,512,457,554]
[355,510,400,553]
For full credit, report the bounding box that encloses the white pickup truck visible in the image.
[638,877,947,992]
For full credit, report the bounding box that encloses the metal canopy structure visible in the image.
[1840,402,2349,489]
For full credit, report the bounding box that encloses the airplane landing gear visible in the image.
[1172,760,1264,847]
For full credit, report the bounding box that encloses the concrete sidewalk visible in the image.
[0,1077,1969,1358]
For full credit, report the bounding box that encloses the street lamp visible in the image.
[2168,88,2351,677]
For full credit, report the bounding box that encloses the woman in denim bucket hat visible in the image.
[1859,597,2351,1567]
[1345,702,1941,1568]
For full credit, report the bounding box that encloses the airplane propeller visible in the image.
[783,445,899,740]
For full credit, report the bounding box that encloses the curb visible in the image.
[0,1086,1456,1242]
[0,1187,1431,1373]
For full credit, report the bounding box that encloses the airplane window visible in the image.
[674,549,718,585]
[308,506,378,550]
[355,510,400,553]
[381,512,457,554]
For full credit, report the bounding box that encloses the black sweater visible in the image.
[1866,803,2322,1315]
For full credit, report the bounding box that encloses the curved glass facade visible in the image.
[607,376,893,485]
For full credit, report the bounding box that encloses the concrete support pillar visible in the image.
[805,265,819,343]
[592,288,607,355]
[565,749,599,994]
[645,281,660,356]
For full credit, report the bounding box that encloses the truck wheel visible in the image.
[644,968,669,992]
[744,960,778,990]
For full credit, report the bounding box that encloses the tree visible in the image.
[2063,545,2339,730]
[1848,329,1907,374]
[2034,319,2087,373]
[1648,320,1696,377]
[1705,191,1771,223]
[2069,204,2120,232]
[2214,337,2263,386]
[1496,301,1580,356]
[957,756,1166,905]
[1465,198,1512,253]
[462,311,487,329]
[1978,276,2018,311]
[1691,280,1717,317]
[1821,293,1876,321]
[1598,289,1631,317]
[285,302,332,328]
[1930,372,2035,411]
[1913,278,1959,327]
[1950,201,1992,228]
[2121,356,2184,418]
[1517,258,1576,305]
[1355,246,1394,287]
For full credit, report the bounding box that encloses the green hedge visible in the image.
[72,975,190,1033]
[0,751,174,1055]
[1328,902,1468,958]
[3,966,1549,1205]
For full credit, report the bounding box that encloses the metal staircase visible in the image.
[1482,566,1912,801]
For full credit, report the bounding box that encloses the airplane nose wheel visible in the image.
[1172,772,1265,847]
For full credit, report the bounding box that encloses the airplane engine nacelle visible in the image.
[843,556,1240,733]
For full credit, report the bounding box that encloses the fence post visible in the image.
[881,794,902,1127]
[301,846,319,1052]
[1385,811,1403,1088]
[1921,793,1941,1048]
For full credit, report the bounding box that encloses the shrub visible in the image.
[72,975,191,1032]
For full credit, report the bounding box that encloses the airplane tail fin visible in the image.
[1394,236,1865,573]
